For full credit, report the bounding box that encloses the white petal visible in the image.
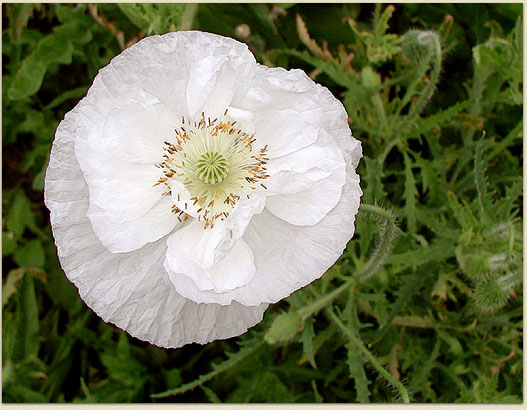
[45,101,268,349]
[264,129,347,226]
[163,197,263,296]
[87,196,181,253]
[231,67,325,158]
[165,237,256,294]
[95,100,177,164]
[244,167,362,304]
[91,31,256,119]
[157,166,362,307]
[75,136,164,222]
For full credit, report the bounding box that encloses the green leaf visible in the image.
[2,231,18,256]
[403,152,418,232]
[7,19,93,100]
[8,37,72,100]
[117,4,151,31]
[44,245,81,314]
[43,86,88,111]
[6,190,38,239]
[346,342,371,403]
[473,138,490,220]
[437,330,463,355]
[201,385,222,403]
[14,239,45,269]
[2,268,25,307]
[363,156,386,202]
[12,274,40,362]
[277,49,355,89]
[152,339,264,398]
[301,317,317,369]
[4,384,48,403]
[6,4,41,43]
[412,99,471,137]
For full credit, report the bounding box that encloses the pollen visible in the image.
[155,112,269,228]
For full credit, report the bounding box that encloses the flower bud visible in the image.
[361,66,381,93]
[457,250,491,278]
[401,29,439,64]
[264,311,302,344]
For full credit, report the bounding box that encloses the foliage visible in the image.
[2,3,522,403]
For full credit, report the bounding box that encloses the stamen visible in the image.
[155,114,269,228]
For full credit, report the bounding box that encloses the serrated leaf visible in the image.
[296,13,326,59]
[446,191,478,232]
[388,241,455,269]
[117,4,151,31]
[278,49,355,88]
[152,340,264,398]
[413,99,471,137]
[437,330,463,355]
[363,156,386,202]
[403,152,418,232]
[474,138,490,221]
[300,317,317,369]
[346,342,371,402]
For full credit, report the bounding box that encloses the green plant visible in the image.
[2,3,522,403]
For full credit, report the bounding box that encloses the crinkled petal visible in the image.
[162,165,361,306]
[165,236,256,294]
[75,136,164,222]
[44,102,268,348]
[87,196,181,253]
[264,129,346,226]
[164,197,264,295]
[91,31,256,119]
[91,100,177,164]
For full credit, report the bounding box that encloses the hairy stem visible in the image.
[326,306,411,403]
[298,203,398,319]
[298,278,356,319]
[407,32,442,123]
[356,204,400,283]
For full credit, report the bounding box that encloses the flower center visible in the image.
[196,152,229,185]
[155,110,269,228]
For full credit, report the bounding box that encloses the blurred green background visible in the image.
[2,3,523,403]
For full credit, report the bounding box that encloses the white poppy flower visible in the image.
[44,31,362,349]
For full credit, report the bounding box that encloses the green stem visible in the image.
[487,120,523,162]
[372,93,389,135]
[326,307,410,403]
[151,340,264,398]
[298,278,356,319]
[359,203,395,221]
[407,32,442,123]
[298,203,398,319]
[378,138,401,164]
[394,55,432,118]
